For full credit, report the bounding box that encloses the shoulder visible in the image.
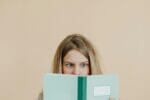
[37,92,43,100]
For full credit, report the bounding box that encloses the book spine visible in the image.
[78,76,87,100]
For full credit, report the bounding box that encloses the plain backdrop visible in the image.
[0,0,149,100]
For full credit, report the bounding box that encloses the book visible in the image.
[43,73,119,100]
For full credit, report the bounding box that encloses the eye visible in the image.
[65,63,74,68]
[80,63,89,68]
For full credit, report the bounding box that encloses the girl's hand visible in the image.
[109,96,114,100]
[109,96,120,100]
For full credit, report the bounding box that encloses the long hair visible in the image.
[37,34,103,100]
[52,34,103,75]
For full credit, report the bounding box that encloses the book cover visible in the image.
[43,73,119,100]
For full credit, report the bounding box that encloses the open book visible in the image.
[43,73,119,100]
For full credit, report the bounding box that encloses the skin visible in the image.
[62,49,116,100]
[63,49,90,75]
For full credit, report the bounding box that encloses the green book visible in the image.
[43,73,119,100]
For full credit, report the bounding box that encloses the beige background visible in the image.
[0,0,149,100]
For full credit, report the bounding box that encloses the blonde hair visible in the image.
[52,34,102,75]
[37,34,103,100]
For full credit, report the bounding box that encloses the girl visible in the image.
[38,34,114,100]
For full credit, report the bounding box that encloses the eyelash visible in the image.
[80,63,89,67]
[65,64,74,67]
[65,63,89,68]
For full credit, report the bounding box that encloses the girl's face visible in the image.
[62,50,90,75]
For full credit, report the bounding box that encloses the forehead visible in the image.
[63,50,88,63]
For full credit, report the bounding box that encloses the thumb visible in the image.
[109,96,115,100]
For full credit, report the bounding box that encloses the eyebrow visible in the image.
[63,61,89,63]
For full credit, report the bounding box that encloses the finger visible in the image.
[109,96,114,100]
